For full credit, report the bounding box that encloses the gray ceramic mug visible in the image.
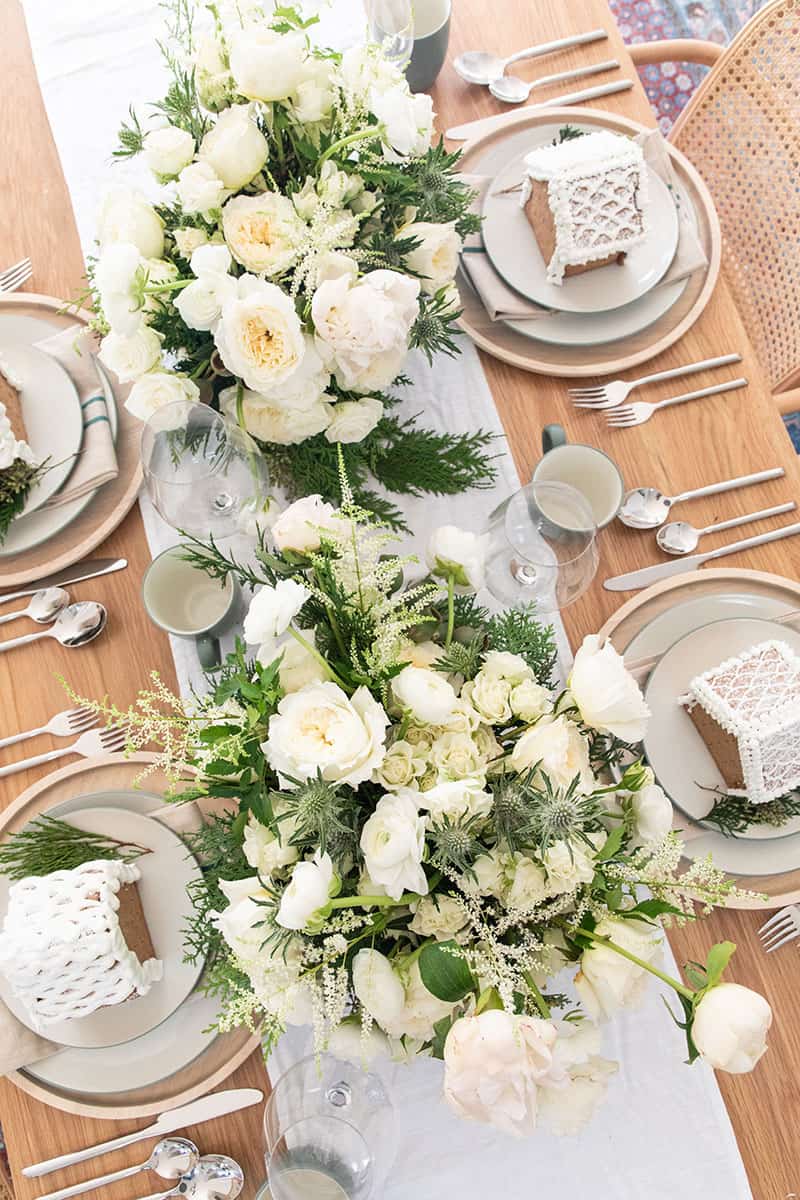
[406,0,451,92]
[533,424,625,529]
[142,545,241,669]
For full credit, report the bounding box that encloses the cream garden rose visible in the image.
[569,635,650,742]
[143,125,195,178]
[265,682,389,787]
[124,370,199,421]
[214,274,306,392]
[360,791,427,900]
[199,103,268,190]
[511,714,596,795]
[222,193,306,276]
[404,220,461,294]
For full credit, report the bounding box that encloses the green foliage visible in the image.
[0,457,47,544]
[427,813,483,875]
[276,773,359,865]
[0,816,147,881]
[704,788,800,836]
[182,810,252,971]
[486,604,557,687]
[419,940,477,1003]
[114,105,146,159]
[492,770,603,856]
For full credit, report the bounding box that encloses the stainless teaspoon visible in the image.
[453,29,607,85]
[657,501,796,555]
[191,1154,245,1200]
[38,1138,200,1200]
[0,601,107,653]
[489,58,619,103]
[617,467,785,529]
[0,587,70,628]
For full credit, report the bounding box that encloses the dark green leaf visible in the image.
[705,940,736,988]
[419,940,476,1003]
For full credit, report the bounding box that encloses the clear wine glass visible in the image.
[263,1055,396,1200]
[365,0,414,67]
[483,480,599,613]
[140,400,271,538]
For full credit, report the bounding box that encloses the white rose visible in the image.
[443,1010,563,1138]
[124,371,200,421]
[272,495,338,553]
[98,326,161,383]
[222,193,306,276]
[95,242,145,336]
[352,948,406,1028]
[431,731,486,785]
[511,715,596,795]
[221,386,333,445]
[229,28,307,102]
[510,680,552,723]
[416,779,493,823]
[506,853,549,910]
[325,397,383,445]
[569,634,650,742]
[173,227,210,259]
[542,839,596,896]
[409,894,467,940]
[214,274,306,392]
[467,849,508,898]
[199,103,268,190]
[426,525,486,590]
[392,664,457,725]
[462,672,512,724]
[575,917,662,1022]
[290,57,336,124]
[214,875,271,959]
[374,739,424,791]
[243,579,310,644]
[360,792,427,900]
[276,850,336,931]
[177,161,227,216]
[312,269,420,394]
[143,125,195,178]
[631,783,673,844]
[403,221,460,294]
[692,983,772,1074]
[370,87,434,160]
[259,628,330,693]
[389,959,454,1040]
[265,682,388,787]
[243,811,299,875]
[194,34,233,111]
[97,188,164,258]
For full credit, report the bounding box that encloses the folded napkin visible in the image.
[459,128,708,324]
[35,325,118,508]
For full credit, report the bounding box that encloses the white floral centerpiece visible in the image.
[88,0,491,526]
[81,477,773,1139]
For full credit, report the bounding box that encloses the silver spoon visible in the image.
[0,587,70,627]
[0,601,107,653]
[453,29,607,86]
[489,58,619,103]
[38,1138,200,1200]
[191,1154,245,1200]
[656,501,796,555]
[617,467,786,530]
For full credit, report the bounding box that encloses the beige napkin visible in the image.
[459,128,708,323]
[35,325,118,508]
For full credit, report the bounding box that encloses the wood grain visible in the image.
[2,0,800,1197]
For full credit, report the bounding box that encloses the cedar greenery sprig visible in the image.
[704,788,800,837]
[0,816,149,881]
[0,458,49,545]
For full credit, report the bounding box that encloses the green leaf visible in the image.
[628,898,687,922]
[475,986,504,1014]
[430,1014,455,1060]
[419,940,476,1003]
[595,824,625,861]
[705,940,736,988]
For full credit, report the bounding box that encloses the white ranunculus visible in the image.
[177,161,227,216]
[506,853,549,911]
[569,634,650,742]
[510,679,552,723]
[214,274,306,392]
[214,875,272,959]
[482,650,534,683]
[194,33,234,110]
[403,220,461,294]
[631,783,673,844]
[222,193,306,276]
[324,397,384,444]
[290,56,336,124]
[511,715,596,795]
[542,839,597,897]
[174,263,237,333]
[259,628,330,694]
[143,125,195,178]
[575,917,662,1022]
[243,579,310,644]
[242,811,299,875]
[443,1009,563,1138]
[370,87,434,160]
[409,894,468,940]
[229,27,307,102]
[312,269,420,394]
[265,682,388,787]
[221,386,333,445]
[199,103,268,190]
[173,227,210,259]
[95,242,145,336]
[276,850,335,930]
[360,792,427,900]
[426,525,486,590]
[692,983,772,1074]
[352,948,406,1028]
[97,188,164,258]
[98,326,161,383]
[124,371,200,421]
[392,664,457,725]
[271,495,338,553]
[416,779,493,823]
[389,959,455,1040]
[462,672,512,725]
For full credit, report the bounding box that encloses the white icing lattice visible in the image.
[521,131,648,284]
[682,639,800,804]
[0,860,162,1026]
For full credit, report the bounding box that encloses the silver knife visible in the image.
[22,1087,263,1177]
[0,557,127,607]
[604,521,800,592]
[446,79,634,141]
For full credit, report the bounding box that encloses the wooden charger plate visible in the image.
[453,106,722,377]
[598,567,800,908]
[0,293,141,589]
[0,752,259,1119]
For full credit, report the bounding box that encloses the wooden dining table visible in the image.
[2,0,800,1196]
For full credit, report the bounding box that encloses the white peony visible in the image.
[97,188,164,258]
[631,783,673,844]
[272,495,338,553]
[506,853,549,911]
[221,386,333,445]
[511,715,596,795]
[539,1021,617,1136]
[222,193,306,276]
[243,579,309,644]
[569,635,650,742]
[692,983,772,1074]
[541,839,597,896]
[426,525,486,590]
[124,371,200,421]
[242,811,299,875]
[229,28,307,102]
[370,87,434,160]
[575,917,662,1022]
[392,664,457,725]
[409,894,468,940]
[258,628,329,694]
[510,679,552,723]
[360,791,427,900]
[276,850,336,931]
[265,682,388,787]
[404,220,461,294]
[199,103,268,190]
[98,326,161,383]
[214,274,306,392]
[352,948,406,1028]
[312,269,420,393]
[143,125,195,178]
[325,397,384,444]
[177,161,227,216]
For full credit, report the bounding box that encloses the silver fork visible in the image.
[758,905,800,952]
[0,726,126,778]
[605,377,748,429]
[570,353,743,410]
[0,258,32,293]
[0,706,97,751]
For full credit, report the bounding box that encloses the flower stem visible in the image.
[522,970,551,1019]
[445,574,455,647]
[319,126,381,165]
[235,380,245,431]
[143,278,193,295]
[329,891,420,910]
[287,626,347,689]
[573,926,694,1001]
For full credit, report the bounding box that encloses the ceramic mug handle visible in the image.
[196,633,221,670]
[542,423,567,454]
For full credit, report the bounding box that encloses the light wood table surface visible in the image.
[3,0,800,1196]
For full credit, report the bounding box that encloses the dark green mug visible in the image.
[406,0,451,93]
[142,546,242,669]
[534,424,624,528]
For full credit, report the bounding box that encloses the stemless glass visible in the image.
[365,0,414,66]
[141,400,271,538]
[484,481,599,612]
[263,1055,396,1200]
